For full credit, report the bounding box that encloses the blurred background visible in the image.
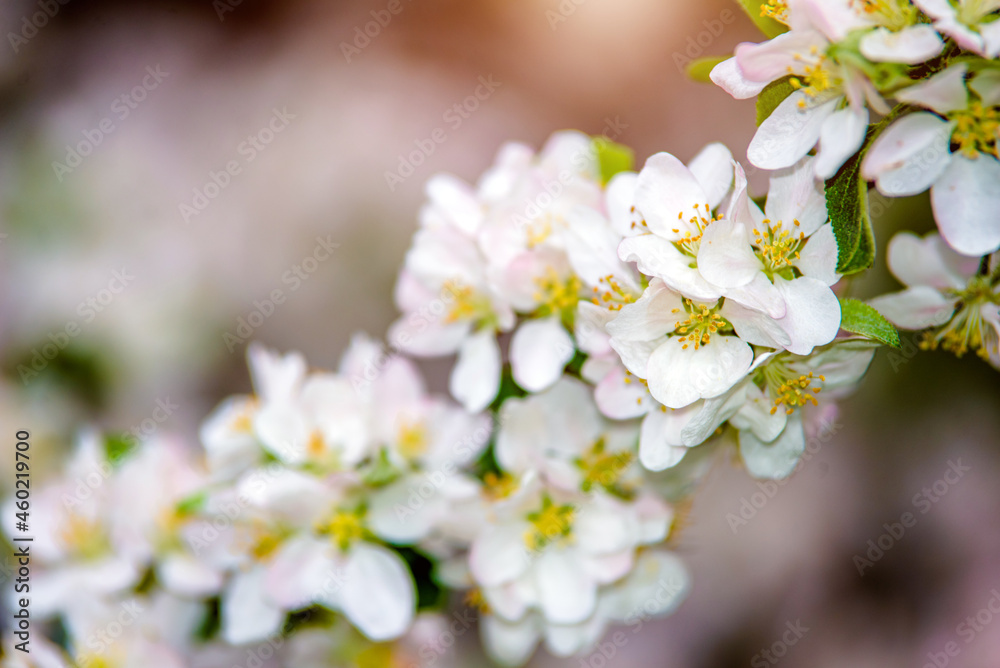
[0,0,998,665]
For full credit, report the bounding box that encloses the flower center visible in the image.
[483,471,519,500]
[443,279,495,327]
[957,0,1000,26]
[590,274,637,312]
[760,0,789,24]
[852,0,918,30]
[922,277,999,360]
[753,219,805,276]
[576,437,634,494]
[59,513,111,560]
[788,50,841,107]
[949,101,1000,158]
[396,421,428,460]
[533,267,582,317]
[671,299,730,350]
[760,359,825,415]
[524,496,575,552]
[317,508,368,551]
[525,218,553,248]
[670,202,720,256]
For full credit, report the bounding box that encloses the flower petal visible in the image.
[868,286,957,329]
[646,336,754,409]
[748,92,839,171]
[618,235,723,302]
[450,329,501,412]
[534,550,597,625]
[341,543,416,640]
[634,152,710,238]
[710,56,768,99]
[739,413,805,480]
[931,153,1000,257]
[510,318,575,393]
[222,568,284,645]
[687,143,734,209]
[595,364,652,419]
[860,25,944,64]
[773,276,842,355]
[885,231,973,290]
[814,106,869,180]
[764,156,829,236]
[698,218,762,288]
[793,223,840,285]
[896,63,969,114]
[863,113,953,197]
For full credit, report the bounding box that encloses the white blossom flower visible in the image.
[914,0,1000,57]
[862,65,1000,256]
[711,0,890,178]
[869,231,1000,366]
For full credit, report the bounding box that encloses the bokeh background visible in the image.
[1,0,998,665]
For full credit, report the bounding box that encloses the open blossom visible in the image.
[862,64,1000,256]
[711,0,892,178]
[869,231,1000,366]
[914,0,1000,57]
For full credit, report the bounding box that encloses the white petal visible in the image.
[722,299,792,348]
[931,154,1000,257]
[748,92,839,171]
[646,336,754,409]
[510,318,575,393]
[639,408,692,470]
[860,25,944,64]
[710,56,768,100]
[425,173,483,235]
[265,535,338,609]
[913,0,956,21]
[608,337,660,378]
[341,543,416,640]
[450,329,501,412]
[534,550,597,624]
[687,143,734,209]
[634,152,710,237]
[868,287,957,329]
[764,156,829,236]
[814,106,869,180]
[222,568,284,645]
[158,553,223,598]
[606,279,684,342]
[617,235,723,302]
[723,272,786,319]
[698,218,763,288]
[794,223,840,285]
[896,63,968,114]
[470,522,531,587]
[481,615,541,667]
[864,113,953,197]
[606,171,642,237]
[773,276,842,355]
[247,343,306,404]
[739,413,806,480]
[736,30,828,82]
[595,364,652,419]
[885,231,972,290]
[575,301,614,357]
[971,69,1000,107]
[367,478,440,544]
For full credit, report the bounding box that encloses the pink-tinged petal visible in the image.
[931,154,1000,257]
[634,152,710,238]
[595,364,652,419]
[748,92,840,171]
[936,18,986,55]
[773,276,841,354]
[710,56,769,99]
[698,218,763,288]
[863,113,953,196]
[860,25,944,64]
[739,413,805,480]
[450,329,501,412]
[735,30,828,83]
[534,550,598,624]
[867,287,957,330]
[606,171,642,237]
[721,299,793,348]
[639,407,693,470]
[970,69,1000,107]
[425,173,483,235]
[980,19,1000,58]
[886,231,972,290]
[575,301,614,357]
[898,64,969,115]
[687,143,734,209]
[798,0,873,39]
[606,279,685,342]
[793,223,840,285]
[470,521,531,586]
[341,543,416,640]
[814,106,869,180]
[646,336,754,409]
[764,156,828,236]
[510,318,574,393]
[617,235,723,302]
[913,0,956,21]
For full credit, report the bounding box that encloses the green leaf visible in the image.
[105,433,136,466]
[594,138,634,185]
[755,76,796,126]
[824,146,876,274]
[734,0,788,39]
[686,56,728,83]
[838,298,901,348]
[176,491,207,516]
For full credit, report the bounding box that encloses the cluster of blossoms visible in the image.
[6,1,1000,665]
